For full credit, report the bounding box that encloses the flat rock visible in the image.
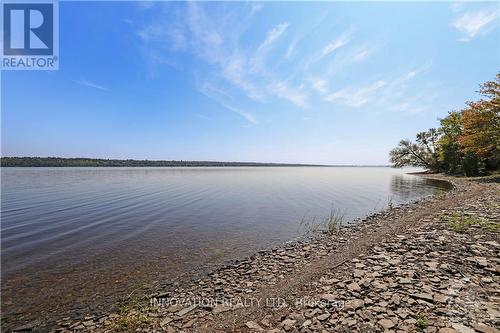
[439,329,458,333]
[245,321,263,331]
[212,304,232,314]
[411,293,434,302]
[472,323,499,333]
[320,293,337,302]
[177,305,197,316]
[451,323,475,333]
[316,313,330,321]
[347,282,361,292]
[378,318,395,329]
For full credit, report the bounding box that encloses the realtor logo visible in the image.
[1,1,59,70]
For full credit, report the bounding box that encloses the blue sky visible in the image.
[1,1,499,164]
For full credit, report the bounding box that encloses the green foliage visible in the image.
[441,213,498,233]
[390,73,500,176]
[390,129,440,170]
[107,303,154,333]
[414,312,428,331]
[482,222,500,232]
[461,151,483,177]
[438,111,464,174]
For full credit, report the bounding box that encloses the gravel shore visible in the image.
[48,175,499,333]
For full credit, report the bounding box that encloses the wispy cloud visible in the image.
[310,78,328,94]
[301,29,354,70]
[325,44,378,76]
[269,80,309,108]
[199,82,258,124]
[322,30,351,56]
[325,80,386,107]
[223,54,264,101]
[74,79,108,91]
[451,9,499,42]
[324,65,435,112]
[449,2,465,13]
[251,22,289,73]
[138,23,187,51]
[258,22,289,50]
[249,3,263,16]
[135,3,390,115]
[405,62,431,79]
[286,36,301,59]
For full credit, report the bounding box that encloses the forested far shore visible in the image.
[0,157,335,167]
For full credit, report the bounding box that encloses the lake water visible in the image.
[1,167,449,327]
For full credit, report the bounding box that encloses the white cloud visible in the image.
[222,54,264,101]
[269,81,309,108]
[325,80,386,107]
[325,44,377,76]
[449,2,465,13]
[138,23,187,51]
[258,22,289,50]
[351,47,373,62]
[406,71,417,79]
[324,66,438,114]
[74,79,108,91]
[405,62,431,80]
[252,22,289,72]
[451,9,499,42]
[136,3,389,113]
[310,78,328,94]
[322,31,351,56]
[250,3,263,16]
[286,36,300,59]
[301,29,353,69]
[199,82,258,124]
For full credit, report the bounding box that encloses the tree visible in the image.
[459,74,500,171]
[389,128,440,170]
[390,73,499,175]
[438,111,463,174]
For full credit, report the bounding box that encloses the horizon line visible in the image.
[0,156,392,167]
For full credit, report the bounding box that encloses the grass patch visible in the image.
[387,196,394,211]
[106,303,154,332]
[414,312,428,331]
[434,189,447,200]
[481,222,500,232]
[324,209,345,234]
[488,202,500,210]
[441,212,498,233]
[299,208,345,236]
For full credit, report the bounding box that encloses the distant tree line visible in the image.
[0,157,323,168]
[390,73,500,176]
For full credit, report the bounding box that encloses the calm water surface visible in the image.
[1,167,449,327]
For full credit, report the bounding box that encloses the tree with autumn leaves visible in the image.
[390,73,500,176]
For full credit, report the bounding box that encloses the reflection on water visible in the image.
[390,175,453,201]
[0,167,449,327]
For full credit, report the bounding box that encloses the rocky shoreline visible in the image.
[19,175,500,332]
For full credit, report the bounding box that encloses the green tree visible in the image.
[438,111,463,174]
[389,128,441,170]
